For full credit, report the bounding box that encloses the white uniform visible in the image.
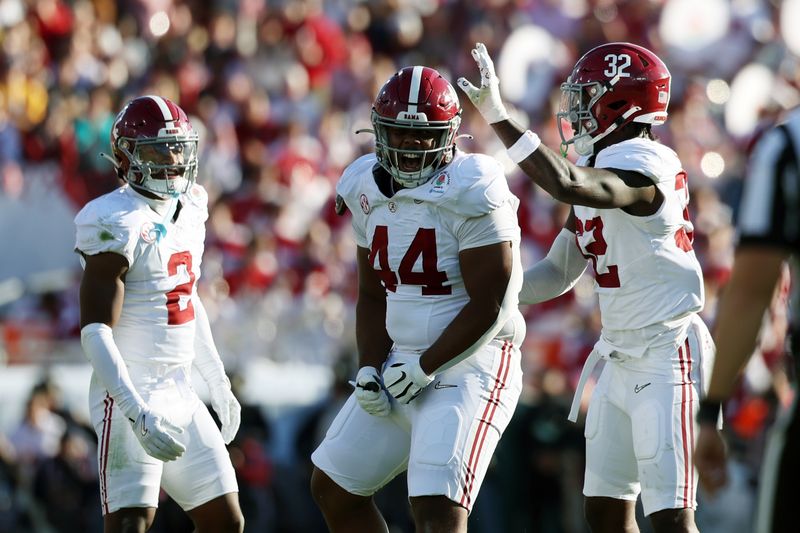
[312,151,526,511]
[573,138,715,515]
[74,184,237,514]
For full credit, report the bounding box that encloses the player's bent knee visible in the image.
[410,495,468,532]
[104,507,155,533]
[310,467,370,515]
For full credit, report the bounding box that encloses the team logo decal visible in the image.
[140,222,158,243]
[429,172,450,195]
[388,201,397,213]
[360,193,370,214]
[140,221,165,243]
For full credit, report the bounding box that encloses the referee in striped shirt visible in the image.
[695,108,800,533]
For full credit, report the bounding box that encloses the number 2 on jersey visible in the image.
[369,226,451,295]
[575,217,620,288]
[166,251,196,325]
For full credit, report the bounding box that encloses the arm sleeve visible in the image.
[81,323,146,421]
[519,229,588,305]
[192,295,229,387]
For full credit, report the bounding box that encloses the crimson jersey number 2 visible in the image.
[369,226,451,295]
[575,217,620,288]
[166,251,196,325]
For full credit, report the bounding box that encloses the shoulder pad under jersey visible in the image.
[182,183,209,210]
[435,152,513,217]
[74,187,145,265]
[594,138,681,184]
[335,154,380,211]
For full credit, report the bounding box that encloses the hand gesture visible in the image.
[694,423,729,496]
[209,380,242,444]
[130,408,186,462]
[457,43,509,124]
[352,366,391,416]
[382,356,434,404]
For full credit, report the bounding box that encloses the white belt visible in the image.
[568,349,602,422]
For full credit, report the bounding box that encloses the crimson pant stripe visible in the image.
[678,339,694,507]
[460,342,511,508]
[100,393,114,514]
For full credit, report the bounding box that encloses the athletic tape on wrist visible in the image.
[507,130,541,164]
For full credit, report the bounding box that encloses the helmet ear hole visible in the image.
[607,100,626,110]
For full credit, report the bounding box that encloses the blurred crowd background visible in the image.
[1,0,798,531]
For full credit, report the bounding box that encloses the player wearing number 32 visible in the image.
[310,66,525,532]
[74,96,243,533]
[460,43,715,533]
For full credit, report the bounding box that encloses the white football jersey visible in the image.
[574,138,704,332]
[337,151,524,351]
[75,184,208,365]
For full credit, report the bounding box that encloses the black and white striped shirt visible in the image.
[738,108,800,349]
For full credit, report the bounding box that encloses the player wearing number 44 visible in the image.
[460,42,716,533]
[311,66,526,533]
[74,96,243,533]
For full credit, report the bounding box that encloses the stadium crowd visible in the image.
[1,0,798,531]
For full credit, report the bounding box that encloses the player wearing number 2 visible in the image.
[460,43,715,532]
[75,96,243,533]
[310,66,525,532]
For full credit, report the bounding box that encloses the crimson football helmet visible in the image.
[372,66,462,187]
[557,42,671,156]
[105,95,199,198]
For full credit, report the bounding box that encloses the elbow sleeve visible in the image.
[520,229,587,304]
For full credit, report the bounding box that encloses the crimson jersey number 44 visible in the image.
[369,226,451,295]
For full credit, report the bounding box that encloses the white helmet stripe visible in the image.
[407,66,424,114]
[145,95,174,122]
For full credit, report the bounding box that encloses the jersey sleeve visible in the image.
[442,153,513,217]
[335,155,374,248]
[455,201,520,251]
[595,139,680,185]
[74,204,138,266]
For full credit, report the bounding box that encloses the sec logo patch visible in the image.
[360,194,370,214]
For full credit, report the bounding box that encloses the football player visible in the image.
[75,96,244,533]
[460,43,715,533]
[310,66,526,532]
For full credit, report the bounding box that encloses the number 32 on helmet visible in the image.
[558,42,671,156]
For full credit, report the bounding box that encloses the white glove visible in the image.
[457,42,509,124]
[209,378,242,444]
[352,366,391,416]
[382,356,434,404]
[129,407,186,462]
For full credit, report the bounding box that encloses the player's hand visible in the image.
[130,408,186,462]
[209,379,242,444]
[382,355,434,404]
[457,43,509,124]
[352,366,391,416]
[694,423,729,496]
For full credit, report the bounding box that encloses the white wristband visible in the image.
[507,130,541,164]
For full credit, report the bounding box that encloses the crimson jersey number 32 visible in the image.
[369,226,451,295]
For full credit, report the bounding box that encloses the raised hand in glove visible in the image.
[352,366,391,416]
[457,43,509,124]
[130,407,186,462]
[382,356,434,404]
[208,377,242,444]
